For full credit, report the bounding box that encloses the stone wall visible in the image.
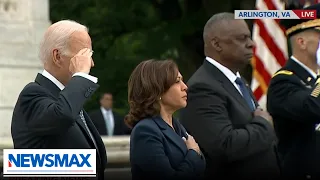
[0,0,51,138]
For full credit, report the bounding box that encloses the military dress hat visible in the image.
[280,3,320,37]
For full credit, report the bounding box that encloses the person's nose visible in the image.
[182,81,188,91]
[247,38,255,49]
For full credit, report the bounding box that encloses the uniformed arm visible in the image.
[183,84,276,163]
[20,76,98,135]
[131,123,206,179]
[267,73,320,124]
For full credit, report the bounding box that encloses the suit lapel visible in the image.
[113,112,122,135]
[82,111,105,171]
[223,79,253,112]
[75,115,96,147]
[203,60,253,112]
[153,116,186,153]
[248,86,259,107]
[113,112,118,134]
[98,109,108,135]
[82,111,103,155]
[35,73,61,97]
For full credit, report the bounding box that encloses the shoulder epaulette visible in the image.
[272,70,293,78]
[311,83,320,97]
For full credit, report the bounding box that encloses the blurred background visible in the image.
[49,0,257,115]
[1,0,319,179]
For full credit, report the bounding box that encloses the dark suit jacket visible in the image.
[11,73,107,180]
[89,109,130,135]
[267,58,320,179]
[130,116,206,180]
[180,60,281,179]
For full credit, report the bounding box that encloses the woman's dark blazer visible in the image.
[129,115,206,180]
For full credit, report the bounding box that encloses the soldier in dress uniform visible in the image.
[267,3,320,179]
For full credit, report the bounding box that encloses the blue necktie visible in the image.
[235,77,255,111]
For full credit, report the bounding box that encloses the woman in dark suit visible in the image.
[125,59,206,180]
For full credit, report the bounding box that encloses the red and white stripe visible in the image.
[251,0,288,110]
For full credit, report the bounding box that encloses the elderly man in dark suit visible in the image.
[267,3,320,179]
[11,20,107,179]
[180,12,281,179]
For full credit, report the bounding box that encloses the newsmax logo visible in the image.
[2,149,96,177]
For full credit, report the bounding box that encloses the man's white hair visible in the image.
[38,20,88,64]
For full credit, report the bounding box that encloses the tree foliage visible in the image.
[50,0,255,115]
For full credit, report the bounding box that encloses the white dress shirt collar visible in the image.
[41,69,99,91]
[100,107,111,113]
[41,70,65,90]
[291,56,317,79]
[206,57,241,82]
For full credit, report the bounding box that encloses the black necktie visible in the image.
[235,77,255,111]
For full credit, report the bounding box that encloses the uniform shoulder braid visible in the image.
[272,70,293,78]
[311,78,320,97]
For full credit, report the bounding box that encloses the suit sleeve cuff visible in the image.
[188,149,203,158]
[72,72,98,83]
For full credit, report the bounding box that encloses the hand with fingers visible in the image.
[69,48,94,75]
[254,106,274,127]
[182,133,201,155]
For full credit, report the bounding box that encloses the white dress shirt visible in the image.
[100,107,115,136]
[41,70,98,90]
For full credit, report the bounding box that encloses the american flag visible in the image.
[251,0,289,110]
[251,0,320,109]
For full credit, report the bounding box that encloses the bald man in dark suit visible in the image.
[180,12,280,180]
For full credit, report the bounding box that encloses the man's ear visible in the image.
[52,49,62,67]
[211,37,222,52]
[297,37,306,50]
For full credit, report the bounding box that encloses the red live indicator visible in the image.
[292,10,317,19]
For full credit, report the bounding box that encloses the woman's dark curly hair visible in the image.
[124,59,178,128]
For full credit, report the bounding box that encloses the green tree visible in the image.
[50,0,255,115]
